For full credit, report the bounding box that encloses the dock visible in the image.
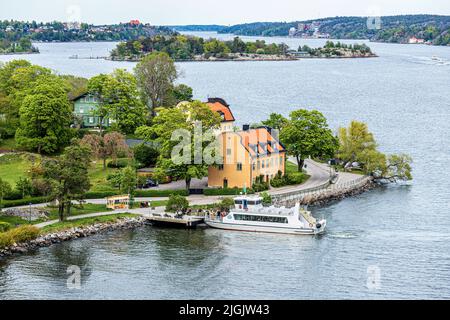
[146,212,204,228]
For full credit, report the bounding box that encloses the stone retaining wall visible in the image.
[0,217,149,258]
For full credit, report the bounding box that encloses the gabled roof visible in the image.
[71,92,90,102]
[206,97,235,122]
[237,127,285,158]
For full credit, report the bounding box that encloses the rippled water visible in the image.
[1,33,450,299]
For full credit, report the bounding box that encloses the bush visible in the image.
[135,189,188,197]
[260,192,272,206]
[286,172,308,185]
[31,179,53,197]
[2,196,49,208]
[4,190,23,200]
[203,188,255,196]
[0,225,40,249]
[133,143,159,168]
[0,222,11,232]
[252,182,269,192]
[9,225,40,243]
[218,198,235,211]
[107,158,132,169]
[0,232,13,248]
[165,194,189,213]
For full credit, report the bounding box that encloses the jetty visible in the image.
[146,212,204,229]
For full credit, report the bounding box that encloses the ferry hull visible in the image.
[205,220,324,235]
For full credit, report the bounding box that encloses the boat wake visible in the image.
[327,232,358,239]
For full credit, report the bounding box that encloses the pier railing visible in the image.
[271,175,371,204]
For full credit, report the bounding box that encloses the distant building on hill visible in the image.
[72,93,111,128]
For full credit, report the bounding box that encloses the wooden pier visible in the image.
[146,213,204,229]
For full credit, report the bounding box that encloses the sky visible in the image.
[0,0,449,25]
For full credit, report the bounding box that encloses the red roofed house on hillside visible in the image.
[206,98,286,189]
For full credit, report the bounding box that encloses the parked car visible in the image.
[142,179,159,189]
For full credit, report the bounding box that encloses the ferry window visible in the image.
[235,200,243,205]
[237,163,242,171]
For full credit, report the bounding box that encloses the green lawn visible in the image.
[88,161,120,192]
[0,153,32,185]
[45,203,113,219]
[285,161,299,174]
[40,213,137,234]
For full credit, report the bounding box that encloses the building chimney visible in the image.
[243,124,250,131]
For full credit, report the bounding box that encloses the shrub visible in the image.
[2,196,49,208]
[286,172,308,185]
[252,182,269,192]
[260,192,272,206]
[4,190,23,200]
[203,188,254,196]
[165,194,189,213]
[0,232,13,248]
[107,158,132,169]
[0,221,11,232]
[9,225,40,243]
[31,179,53,196]
[134,189,188,197]
[133,143,159,168]
[218,198,235,211]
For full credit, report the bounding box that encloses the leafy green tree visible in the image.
[15,75,72,154]
[134,52,178,115]
[136,101,221,194]
[165,194,189,213]
[338,121,413,182]
[16,177,32,199]
[120,166,137,198]
[132,143,159,167]
[87,69,147,135]
[0,60,51,138]
[262,113,288,130]
[42,140,92,221]
[281,109,338,171]
[218,197,235,211]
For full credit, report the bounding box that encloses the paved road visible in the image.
[16,159,364,229]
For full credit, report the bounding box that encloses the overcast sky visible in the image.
[1,0,449,25]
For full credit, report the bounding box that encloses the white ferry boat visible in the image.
[204,195,326,235]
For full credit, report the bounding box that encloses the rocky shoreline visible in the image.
[0,217,149,258]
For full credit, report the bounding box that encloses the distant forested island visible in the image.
[0,20,175,42]
[109,35,375,61]
[170,15,450,46]
[0,37,39,54]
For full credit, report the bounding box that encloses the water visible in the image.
[1,33,450,299]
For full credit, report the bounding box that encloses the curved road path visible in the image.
[17,159,362,229]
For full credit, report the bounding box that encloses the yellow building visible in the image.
[206,99,286,189]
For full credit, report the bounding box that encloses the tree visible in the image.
[15,75,72,154]
[132,143,159,167]
[120,166,137,197]
[337,120,377,165]
[281,109,338,171]
[338,121,413,182]
[262,113,288,130]
[0,178,12,211]
[42,140,92,221]
[0,60,51,138]
[136,101,221,194]
[16,177,32,199]
[87,69,147,135]
[165,194,189,213]
[168,84,193,105]
[134,52,178,116]
[81,132,130,169]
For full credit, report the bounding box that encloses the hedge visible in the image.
[2,196,49,208]
[203,188,255,196]
[85,189,188,199]
[0,222,11,232]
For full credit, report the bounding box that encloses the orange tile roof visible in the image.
[206,98,235,122]
[237,127,285,157]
